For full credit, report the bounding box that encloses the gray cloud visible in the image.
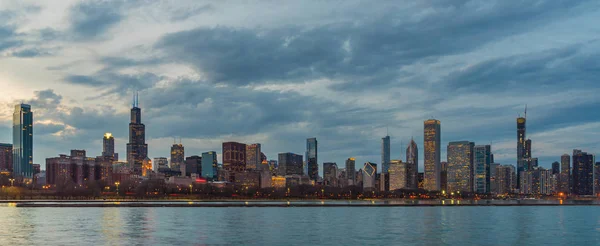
[69,1,124,40]
[169,4,214,21]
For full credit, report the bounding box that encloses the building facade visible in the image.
[447,141,474,193]
[278,153,303,176]
[201,151,218,180]
[323,162,338,186]
[222,142,246,172]
[170,143,185,170]
[184,156,202,177]
[245,143,261,170]
[362,162,377,191]
[306,138,318,181]
[346,158,356,186]
[388,160,407,191]
[13,104,34,180]
[102,133,118,161]
[496,165,514,195]
[0,143,12,172]
[572,151,594,196]
[560,154,570,193]
[153,157,168,172]
[381,135,390,174]
[473,145,492,194]
[126,95,148,176]
[516,116,527,189]
[406,138,418,190]
[424,119,441,191]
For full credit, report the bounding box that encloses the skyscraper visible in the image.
[222,142,246,172]
[245,143,261,170]
[473,145,492,194]
[346,158,356,185]
[323,162,338,186]
[201,151,218,179]
[278,152,303,176]
[572,151,594,196]
[362,162,377,191]
[102,133,118,160]
[13,104,33,179]
[153,157,168,172]
[388,160,407,191]
[0,143,12,171]
[381,135,390,174]
[516,115,527,189]
[552,161,560,175]
[306,138,318,181]
[170,143,185,170]
[406,138,418,189]
[496,165,513,195]
[184,156,202,177]
[424,119,441,191]
[126,94,148,176]
[447,141,474,193]
[560,154,570,193]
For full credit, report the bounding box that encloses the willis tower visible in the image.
[127,93,148,175]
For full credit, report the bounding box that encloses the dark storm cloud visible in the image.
[65,72,162,96]
[69,1,124,40]
[155,0,591,87]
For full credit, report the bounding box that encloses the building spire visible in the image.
[524,104,527,119]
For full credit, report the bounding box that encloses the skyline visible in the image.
[1,1,600,171]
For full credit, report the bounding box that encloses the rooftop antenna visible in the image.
[132,92,135,107]
[135,91,139,108]
[524,104,527,119]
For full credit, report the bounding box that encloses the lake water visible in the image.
[0,206,598,245]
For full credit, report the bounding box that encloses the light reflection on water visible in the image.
[0,206,598,245]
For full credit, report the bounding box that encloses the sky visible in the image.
[1,0,599,174]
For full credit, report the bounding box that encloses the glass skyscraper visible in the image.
[381,135,390,174]
[516,116,527,189]
[406,138,418,189]
[346,158,356,185]
[201,151,218,179]
[424,119,441,191]
[13,104,33,180]
[306,138,318,181]
[126,94,148,176]
[447,141,474,193]
[474,145,492,194]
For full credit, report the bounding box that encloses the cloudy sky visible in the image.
[1,0,599,173]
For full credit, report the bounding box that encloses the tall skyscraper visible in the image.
[381,135,390,174]
[447,141,474,193]
[560,154,570,193]
[406,138,418,189]
[102,133,118,160]
[153,157,168,172]
[0,143,12,171]
[126,94,148,176]
[362,162,377,191]
[516,115,527,189]
[572,151,594,196]
[222,142,246,172]
[473,145,492,194]
[440,161,448,192]
[245,143,261,170]
[496,165,514,195]
[184,156,202,177]
[13,104,33,179]
[323,162,338,186]
[201,151,218,179]
[424,119,441,191]
[170,143,185,170]
[306,138,318,181]
[552,161,560,175]
[346,158,356,185]
[388,160,407,191]
[278,152,303,176]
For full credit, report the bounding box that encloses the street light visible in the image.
[115,181,120,196]
[189,184,193,195]
[9,178,14,187]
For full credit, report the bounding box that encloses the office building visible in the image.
[223,142,246,172]
[595,162,600,195]
[185,156,202,177]
[0,143,12,171]
[490,163,500,194]
[126,94,148,176]
[142,157,152,177]
[496,165,513,195]
[245,143,261,170]
[560,154,570,193]
[362,162,377,191]
[323,162,338,186]
[447,141,474,193]
[153,157,168,172]
[306,138,318,181]
[388,160,407,191]
[278,153,303,176]
[170,143,185,170]
[13,104,34,180]
[424,119,441,191]
[473,145,492,194]
[102,133,118,161]
[516,115,527,189]
[572,151,595,196]
[552,161,560,175]
[381,135,390,173]
[201,151,218,179]
[440,161,448,192]
[46,151,99,186]
[406,138,418,189]
[346,158,356,186]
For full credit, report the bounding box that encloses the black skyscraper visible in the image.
[126,93,148,175]
[572,151,594,196]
